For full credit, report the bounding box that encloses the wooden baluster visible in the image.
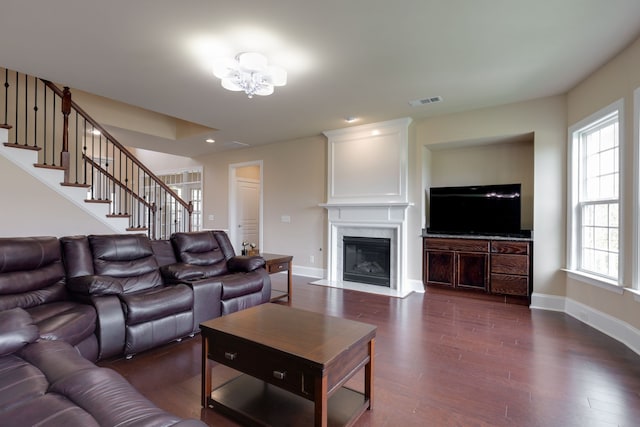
[1,69,10,129]
[61,87,71,182]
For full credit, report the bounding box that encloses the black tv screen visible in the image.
[428,184,522,236]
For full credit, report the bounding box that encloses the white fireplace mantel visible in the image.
[315,118,415,297]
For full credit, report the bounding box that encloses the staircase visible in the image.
[0,68,192,239]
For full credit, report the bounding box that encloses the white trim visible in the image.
[293,265,324,279]
[228,160,264,254]
[531,293,640,356]
[564,269,624,294]
[634,87,640,289]
[530,292,566,312]
[566,99,624,282]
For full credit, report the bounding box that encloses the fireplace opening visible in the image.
[343,236,391,287]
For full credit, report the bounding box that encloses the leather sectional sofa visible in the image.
[0,230,272,426]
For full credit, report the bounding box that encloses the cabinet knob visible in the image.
[273,370,286,380]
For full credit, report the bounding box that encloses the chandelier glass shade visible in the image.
[213,52,287,98]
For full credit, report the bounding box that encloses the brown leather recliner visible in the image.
[0,307,205,426]
[0,236,98,360]
[60,234,204,359]
[169,230,271,316]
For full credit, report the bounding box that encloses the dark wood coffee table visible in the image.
[201,303,376,426]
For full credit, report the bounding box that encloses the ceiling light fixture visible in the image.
[205,138,215,144]
[345,116,358,123]
[213,52,287,98]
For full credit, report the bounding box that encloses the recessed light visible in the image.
[345,116,358,123]
[205,138,215,144]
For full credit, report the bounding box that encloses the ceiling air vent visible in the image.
[409,96,443,107]
[223,140,250,148]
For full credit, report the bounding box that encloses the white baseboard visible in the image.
[531,292,640,356]
[292,265,324,279]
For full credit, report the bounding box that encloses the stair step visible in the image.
[34,163,65,171]
[61,182,91,188]
[85,199,111,204]
[107,214,131,218]
[0,124,12,129]
[3,142,40,151]
[126,227,149,232]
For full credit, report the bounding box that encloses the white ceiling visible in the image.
[1,0,640,157]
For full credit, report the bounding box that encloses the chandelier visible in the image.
[213,52,287,98]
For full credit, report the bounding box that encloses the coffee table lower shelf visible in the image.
[208,374,370,427]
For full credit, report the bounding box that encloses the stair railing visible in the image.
[0,67,193,239]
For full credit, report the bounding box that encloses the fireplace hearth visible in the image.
[343,236,391,287]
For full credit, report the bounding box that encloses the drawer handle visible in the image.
[278,265,284,270]
[273,370,286,380]
[224,352,237,361]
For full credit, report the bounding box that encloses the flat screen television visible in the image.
[428,183,523,236]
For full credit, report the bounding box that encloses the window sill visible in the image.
[563,269,624,294]
[624,287,640,303]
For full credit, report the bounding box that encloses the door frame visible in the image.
[228,160,263,253]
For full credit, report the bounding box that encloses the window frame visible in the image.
[567,99,624,290]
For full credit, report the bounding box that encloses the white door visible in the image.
[236,178,260,253]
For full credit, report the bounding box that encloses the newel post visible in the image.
[188,201,193,232]
[61,86,72,183]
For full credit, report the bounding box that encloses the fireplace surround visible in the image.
[315,117,418,297]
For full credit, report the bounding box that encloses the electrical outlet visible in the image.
[208,214,214,221]
[281,215,291,223]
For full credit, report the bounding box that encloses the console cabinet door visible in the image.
[424,250,454,287]
[456,252,488,291]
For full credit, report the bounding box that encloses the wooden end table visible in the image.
[201,303,376,426]
[260,253,293,303]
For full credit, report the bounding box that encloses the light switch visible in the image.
[208,214,214,221]
[281,215,291,223]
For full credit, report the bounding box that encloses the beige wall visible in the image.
[130,148,202,173]
[196,135,326,266]
[0,154,115,237]
[413,96,567,296]
[566,35,640,330]
[428,139,534,230]
[193,95,566,296]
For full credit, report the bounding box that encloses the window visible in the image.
[568,101,622,284]
[143,169,203,237]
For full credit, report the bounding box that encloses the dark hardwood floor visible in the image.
[99,275,640,426]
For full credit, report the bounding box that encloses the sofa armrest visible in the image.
[90,295,126,359]
[184,278,222,331]
[227,255,265,272]
[67,275,124,296]
[0,307,39,356]
[160,263,206,282]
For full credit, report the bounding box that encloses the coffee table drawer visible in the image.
[209,333,316,399]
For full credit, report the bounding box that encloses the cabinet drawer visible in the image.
[490,274,529,296]
[491,241,529,255]
[266,261,289,274]
[208,333,315,399]
[491,254,529,275]
[424,238,489,253]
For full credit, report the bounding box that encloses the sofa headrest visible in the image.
[0,307,39,356]
[171,231,226,267]
[89,234,154,262]
[0,237,66,303]
[0,237,61,273]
